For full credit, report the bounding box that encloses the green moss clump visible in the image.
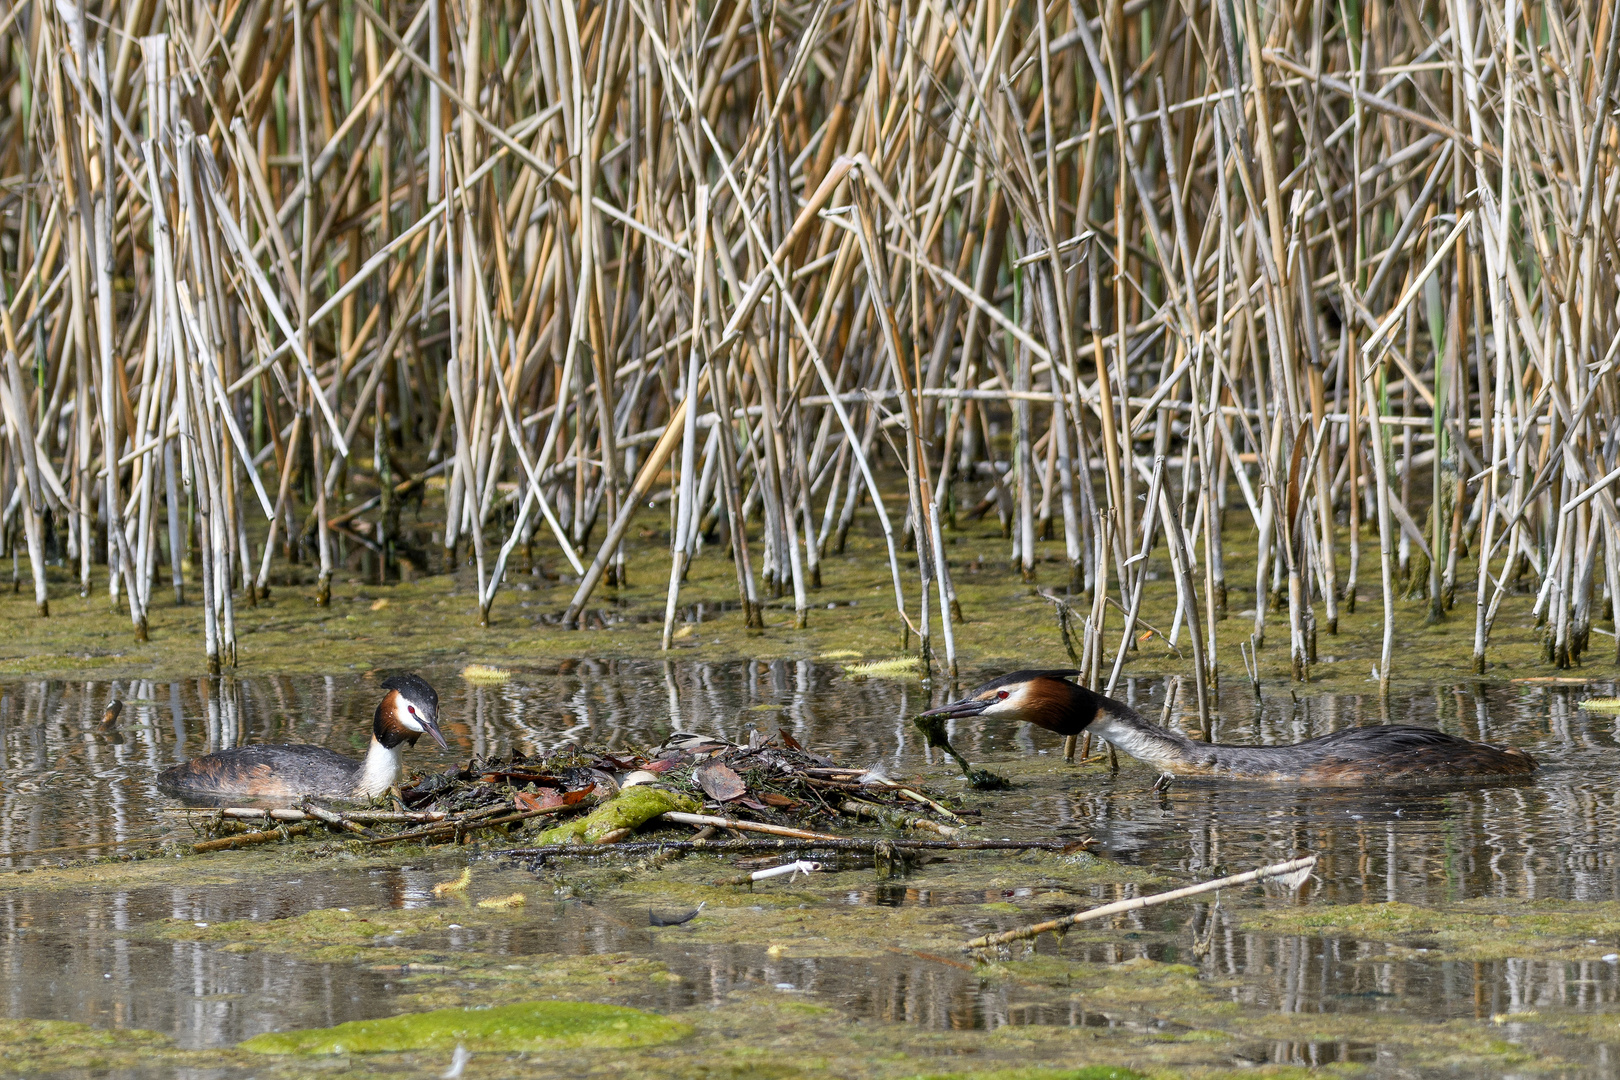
[0,1018,170,1056]
[534,786,700,845]
[0,1019,177,1073]
[238,1000,691,1054]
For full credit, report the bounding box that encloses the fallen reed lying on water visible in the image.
[963,853,1318,950]
[0,0,1615,695]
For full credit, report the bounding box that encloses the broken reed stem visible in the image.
[173,799,582,852]
[837,799,961,838]
[193,823,313,853]
[0,0,1614,689]
[162,807,446,824]
[360,803,581,845]
[660,811,848,842]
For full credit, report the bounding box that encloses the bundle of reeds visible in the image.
[0,0,1614,688]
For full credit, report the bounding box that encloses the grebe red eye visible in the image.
[997,690,1009,700]
[409,706,417,715]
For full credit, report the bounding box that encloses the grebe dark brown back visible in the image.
[921,670,1536,784]
[158,674,447,800]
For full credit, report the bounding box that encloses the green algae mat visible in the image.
[903,1071,1145,1080]
[240,1000,692,1054]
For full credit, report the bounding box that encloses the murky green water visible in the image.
[4,665,1620,1076]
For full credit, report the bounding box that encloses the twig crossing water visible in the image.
[962,853,1318,950]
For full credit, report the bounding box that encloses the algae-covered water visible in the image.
[5,663,1620,1078]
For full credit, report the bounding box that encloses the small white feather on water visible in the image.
[442,1044,470,1079]
[1273,862,1316,891]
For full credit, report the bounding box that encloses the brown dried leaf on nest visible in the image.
[401,753,610,816]
[693,762,747,802]
[513,785,596,812]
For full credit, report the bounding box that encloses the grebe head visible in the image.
[375,673,447,750]
[920,669,1097,735]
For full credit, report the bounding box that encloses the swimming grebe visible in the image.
[920,670,1536,784]
[158,674,447,800]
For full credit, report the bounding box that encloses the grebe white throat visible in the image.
[356,738,406,797]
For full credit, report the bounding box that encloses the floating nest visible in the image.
[169,729,974,854]
[402,728,969,838]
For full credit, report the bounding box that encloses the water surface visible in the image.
[3,665,1619,1072]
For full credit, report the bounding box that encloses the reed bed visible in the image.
[0,0,1615,689]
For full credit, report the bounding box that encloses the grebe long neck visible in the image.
[355,737,404,797]
[1087,699,1205,772]
[925,670,1535,786]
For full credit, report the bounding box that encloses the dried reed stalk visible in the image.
[0,0,1612,686]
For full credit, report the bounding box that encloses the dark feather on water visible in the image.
[649,905,703,926]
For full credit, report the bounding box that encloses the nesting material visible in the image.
[414,727,968,850]
[476,893,528,909]
[433,868,472,896]
[461,664,512,684]
[841,658,924,679]
[171,728,971,858]
[533,787,700,845]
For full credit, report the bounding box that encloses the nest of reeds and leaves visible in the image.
[410,728,970,838]
[168,728,1004,856]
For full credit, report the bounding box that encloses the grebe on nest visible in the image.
[919,670,1535,784]
[158,674,446,800]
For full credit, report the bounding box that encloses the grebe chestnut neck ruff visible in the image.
[158,674,447,800]
[921,670,1536,784]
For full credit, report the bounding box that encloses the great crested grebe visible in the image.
[920,670,1536,784]
[158,674,447,800]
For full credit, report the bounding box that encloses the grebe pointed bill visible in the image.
[158,673,447,801]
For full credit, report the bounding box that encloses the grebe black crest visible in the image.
[158,674,447,800]
[921,670,1536,785]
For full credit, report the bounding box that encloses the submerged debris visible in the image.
[910,714,1012,790]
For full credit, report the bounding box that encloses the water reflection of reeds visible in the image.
[5,668,1620,894]
[0,871,414,1047]
[8,668,1620,1052]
